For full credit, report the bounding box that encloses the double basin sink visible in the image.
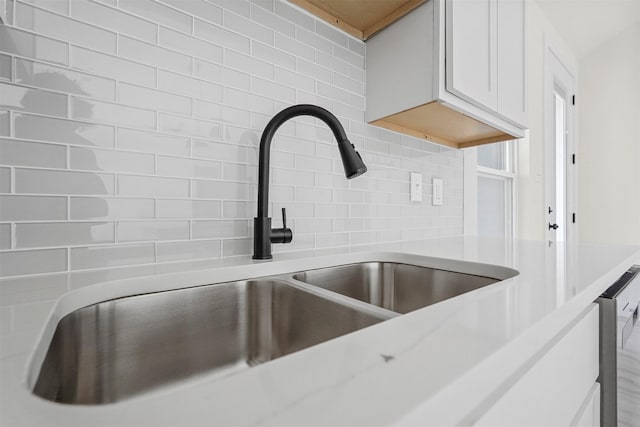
[32,260,507,405]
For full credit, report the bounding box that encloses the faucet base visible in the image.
[253,217,273,260]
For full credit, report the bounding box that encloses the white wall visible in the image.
[0,0,464,280]
[517,1,578,241]
[578,24,640,245]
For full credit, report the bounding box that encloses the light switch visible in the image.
[432,178,443,206]
[410,172,422,202]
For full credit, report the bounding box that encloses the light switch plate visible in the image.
[410,172,422,202]
[432,178,443,206]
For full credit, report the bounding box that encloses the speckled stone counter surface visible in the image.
[1,237,639,426]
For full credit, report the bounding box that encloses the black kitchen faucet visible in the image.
[253,104,367,260]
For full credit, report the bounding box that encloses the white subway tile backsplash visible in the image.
[0,0,464,282]
[157,155,222,179]
[71,46,156,88]
[119,0,192,33]
[118,174,189,198]
[15,222,114,248]
[117,128,190,156]
[157,199,221,219]
[15,2,117,54]
[158,70,223,102]
[0,138,67,168]
[70,243,155,269]
[15,58,116,101]
[70,197,154,220]
[119,35,191,75]
[160,27,223,64]
[70,0,158,43]
[156,239,220,262]
[0,248,67,277]
[195,18,250,54]
[0,224,10,249]
[0,82,68,117]
[117,220,189,242]
[16,168,114,195]
[14,113,115,147]
[0,195,67,221]
[70,146,155,174]
[0,26,69,65]
[192,219,249,238]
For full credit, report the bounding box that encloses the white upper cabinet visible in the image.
[366,0,528,149]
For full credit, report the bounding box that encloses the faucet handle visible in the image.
[270,207,293,244]
[281,207,287,229]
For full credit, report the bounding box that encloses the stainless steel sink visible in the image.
[32,279,389,405]
[292,262,500,314]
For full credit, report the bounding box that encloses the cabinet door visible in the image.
[497,0,527,126]
[445,0,498,112]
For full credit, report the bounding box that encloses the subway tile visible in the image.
[0,138,67,168]
[0,54,11,81]
[0,195,67,221]
[274,67,314,92]
[157,155,222,179]
[275,0,313,29]
[296,26,332,54]
[158,70,223,102]
[156,199,221,219]
[271,184,294,202]
[194,59,249,91]
[315,20,349,48]
[252,40,295,69]
[0,248,67,277]
[71,46,156,88]
[192,179,254,200]
[0,82,67,116]
[118,174,189,198]
[296,58,332,83]
[0,26,69,65]
[70,197,154,220]
[70,243,155,269]
[14,113,115,147]
[22,0,69,15]
[250,76,295,103]
[274,32,313,62]
[222,200,254,218]
[293,218,331,234]
[192,219,249,238]
[119,0,192,33]
[350,230,375,245]
[250,0,273,12]
[159,113,222,139]
[295,186,331,203]
[333,43,364,68]
[157,239,221,263]
[222,237,251,257]
[192,100,250,127]
[15,58,116,101]
[332,217,364,232]
[223,125,259,147]
[161,0,222,24]
[222,163,256,183]
[15,2,116,54]
[225,50,273,80]
[251,4,294,38]
[333,72,364,95]
[271,167,313,186]
[314,203,349,218]
[207,0,249,18]
[316,50,350,77]
[117,128,190,156]
[348,38,365,56]
[70,0,158,43]
[223,87,273,115]
[16,168,115,195]
[272,202,313,218]
[0,110,8,136]
[159,27,223,64]
[119,35,191,75]
[71,97,156,130]
[70,146,154,174]
[118,83,191,116]
[116,220,189,242]
[0,306,10,334]
[194,19,250,53]
[316,232,348,248]
[295,153,332,172]
[15,222,114,248]
[333,188,365,203]
[0,224,10,250]
[0,167,10,193]
[224,10,273,45]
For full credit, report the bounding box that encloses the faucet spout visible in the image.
[253,104,367,260]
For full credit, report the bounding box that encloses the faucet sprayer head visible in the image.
[338,139,367,179]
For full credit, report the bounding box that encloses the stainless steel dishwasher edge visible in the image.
[596,265,640,427]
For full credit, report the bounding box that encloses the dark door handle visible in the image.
[549,223,559,230]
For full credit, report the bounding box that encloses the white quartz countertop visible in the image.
[2,237,639,426]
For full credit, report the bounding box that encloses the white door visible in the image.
[545,47,576,295]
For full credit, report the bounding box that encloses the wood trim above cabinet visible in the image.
[288,0,427,40]
[371,101,515,149]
